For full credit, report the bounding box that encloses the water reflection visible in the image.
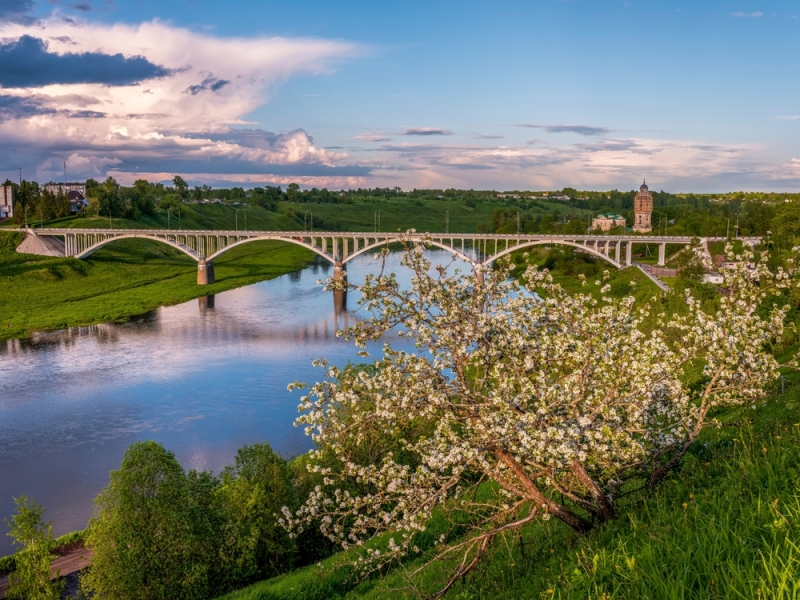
[0,249,470,555]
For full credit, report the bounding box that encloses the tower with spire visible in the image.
[633,179,653,233]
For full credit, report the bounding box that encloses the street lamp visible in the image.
[235,208,240,232]
[305,210,311,232]
[167,207,172,231]
[445,210,449,234]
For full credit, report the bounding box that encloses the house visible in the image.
[0,181,12,219]
[592,212,626,231]
[68,190,89,213]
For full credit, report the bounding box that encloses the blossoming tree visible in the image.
[285,238,798,594]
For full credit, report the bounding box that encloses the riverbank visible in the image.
[0,232,315,341]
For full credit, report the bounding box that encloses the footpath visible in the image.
[0,546,92,599]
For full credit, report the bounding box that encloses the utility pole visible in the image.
[735,215,739,238]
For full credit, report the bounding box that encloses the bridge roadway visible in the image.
[19,228,761,285]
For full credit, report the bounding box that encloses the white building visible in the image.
[0,182,13,219]
[43,182,87,196]
[592,212,626,231]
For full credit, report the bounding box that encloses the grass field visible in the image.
[276,198,588,234]
[0,232,314,341]
[217,384,800,600]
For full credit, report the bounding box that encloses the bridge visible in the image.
[16,228,761,285]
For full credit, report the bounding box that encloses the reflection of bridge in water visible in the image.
[16,228,762,285]
[1,292,354,358]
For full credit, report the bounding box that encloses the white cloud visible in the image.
[731,11,763,17]
[354,132,392,142]
[363,136,777,191]
[0,16,364,182]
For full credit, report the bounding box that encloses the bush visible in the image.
[217,443,299,583]
[83,441,215,600]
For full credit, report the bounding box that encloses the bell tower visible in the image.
[633,180,653,233]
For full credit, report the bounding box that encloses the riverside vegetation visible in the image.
[4,238,800,599]
[2,175,798,340]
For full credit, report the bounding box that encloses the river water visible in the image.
[0,249,470,556]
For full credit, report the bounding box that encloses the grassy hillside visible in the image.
[218,386,800,599]
[276,198,588,234]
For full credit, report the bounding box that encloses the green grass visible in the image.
[0,233,314,341]
[216,387,800,600]
[276,198,587,234]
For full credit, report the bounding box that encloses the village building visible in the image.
[592,212,626,231]
[43,182,87,197]
[633,180,653,232]
[0,181,13,219]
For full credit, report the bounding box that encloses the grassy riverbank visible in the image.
[217,385,800,600]
[0,232,314,341]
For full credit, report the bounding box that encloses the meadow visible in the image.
[0,231,314,341]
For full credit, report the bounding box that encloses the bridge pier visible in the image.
[197,259,215,285]
[333,260,347,284]
[333,261,347,313]
[657,243,666,267]
[625,242,633,267]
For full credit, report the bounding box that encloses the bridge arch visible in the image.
[206,235,335,264]
[485,239,622,269]
[76,234,201,260]
[342,238,476,266]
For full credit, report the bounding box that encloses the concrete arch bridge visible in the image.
[20,228,760,285]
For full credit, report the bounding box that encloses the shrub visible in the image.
[82,441,214,600]
[285,240,799,594]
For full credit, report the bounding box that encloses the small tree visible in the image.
[218,443,298,582]
[4,496,62,600]
[285,238,799,595]
[83,441,211,600]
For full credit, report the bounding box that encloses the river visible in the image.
[0,249,470,556]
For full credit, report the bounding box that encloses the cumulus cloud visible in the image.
[517,124,611,136]
[0,35,171,87]
[401,127,453,136]
[731,11,763,17]
[0,16,366,184]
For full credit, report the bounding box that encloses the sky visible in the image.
[0,0,798,192]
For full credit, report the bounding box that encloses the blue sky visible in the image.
[0,0,798,191]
